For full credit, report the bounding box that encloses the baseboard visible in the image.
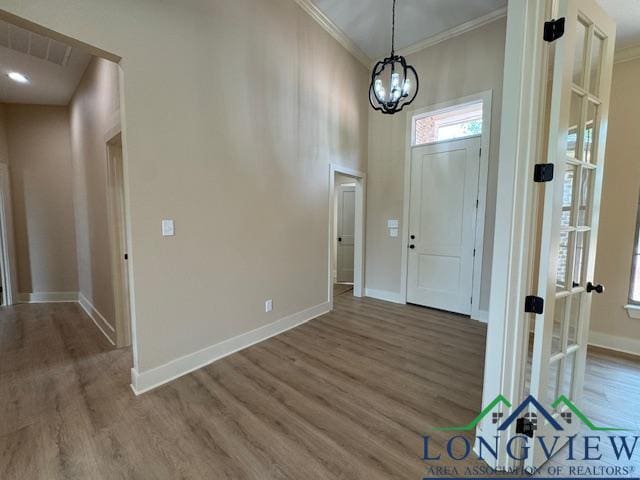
[131,301,331,395]
[17,291,78,303]
[588,331,640,357]
[364,288,404,304]
[78,292,116,346]
[472,309,489,323]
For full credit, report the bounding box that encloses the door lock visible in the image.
[409,245,415,249]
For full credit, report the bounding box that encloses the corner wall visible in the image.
[2,104,78,296]
[590,57,640,355]
[69,56,120,336]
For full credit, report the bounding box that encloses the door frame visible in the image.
[328,164,366,309]
[105,125,132,348]
[0,163,17,306]
[400,90,493,322]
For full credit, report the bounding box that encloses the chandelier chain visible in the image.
[391,0,396,55]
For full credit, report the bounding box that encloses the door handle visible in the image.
[409,244,415,249]
[338,237,342,242]
[586,282,604,294]
[410,234,416,240]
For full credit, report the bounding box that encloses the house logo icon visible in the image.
[435,394,626,434]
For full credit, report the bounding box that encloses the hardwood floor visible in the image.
[0,293,638,478]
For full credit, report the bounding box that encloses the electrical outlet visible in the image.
[265,299,273,312]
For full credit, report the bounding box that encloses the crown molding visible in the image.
[292,0,371,67]
[397,7,507,58]
[615,44,640,64]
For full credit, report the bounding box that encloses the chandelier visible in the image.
[369,0,419,115]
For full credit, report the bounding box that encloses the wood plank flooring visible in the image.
[0,293,638,479]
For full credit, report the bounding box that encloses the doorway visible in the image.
[406,136,482,315]
[106,133,132,348]
[328,164,366,308]
[401,91,492,319]
[0,163,15,306]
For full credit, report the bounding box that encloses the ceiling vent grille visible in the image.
[0,19,72,67]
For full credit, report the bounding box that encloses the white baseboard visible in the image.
[131,301,331,395]
[17,291,78,303]
[78,292,116,345]
[364,288,405,304]
[588,331,640,357]
[472,309,489,323]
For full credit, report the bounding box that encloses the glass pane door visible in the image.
[527,0,615,470]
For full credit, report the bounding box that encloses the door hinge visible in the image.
[479,147,482,157]
[476,198,479,209]
[544,17,565,42]
[533,163,554,182]
[525,295,544,314]
[470,295,473,305]
[124,253,129,260]
[516,417,535,438]
[473,248,476,257]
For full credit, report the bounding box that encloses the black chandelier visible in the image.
[369,0,419,115]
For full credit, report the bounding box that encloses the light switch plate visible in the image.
[389,228,399,238]
[265,299,273,312]
[387,219,399,229]
[161,219,175,236]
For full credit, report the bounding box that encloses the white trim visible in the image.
[0,163,17,306]
[364,288,404,304]
[131,301,331,395]
[400,90,493,322]
[78,292,116,345]
[473,309,489,323]
[329,164,366,310]
[477,0,550,470]
[614,44,640,64]
[397,7,507,58]
[18,292,78,303]
[624,304,640,320]
[589,331,640,357]
[292,0,370,67]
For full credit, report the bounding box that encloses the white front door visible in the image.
[527,0,615,469]
[407,136,481,314]
[337,184,355,283]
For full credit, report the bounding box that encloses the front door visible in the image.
[336,184,355,283]
[407,136,481,314]
[527,0,615,469]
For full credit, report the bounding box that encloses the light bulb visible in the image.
[391,72,400,89]
[374,78,386,101]
[402,79,411,96]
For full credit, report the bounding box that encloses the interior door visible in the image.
[337,184,355,283]
[407,136,481,315]
[527,0,615,469]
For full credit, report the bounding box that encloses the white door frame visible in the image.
[477,0,551,470]
[0,163,17,306]
[328,164,366,309]
[400,90,493,322]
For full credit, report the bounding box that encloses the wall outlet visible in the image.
[265,299,273,312]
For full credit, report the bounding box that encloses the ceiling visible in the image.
[309,0,507,60]
[0,19,92,105]
[310,0,640,62]
[597,0,640,50]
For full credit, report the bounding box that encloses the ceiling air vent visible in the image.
[0,19,72,67]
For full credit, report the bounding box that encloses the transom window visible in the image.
[412,100,483,146]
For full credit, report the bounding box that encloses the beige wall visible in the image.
[590,58,640,351]
[365,19,506,312]
[0,0,369,373]
[69,56,120,331]
[3,104,78,294]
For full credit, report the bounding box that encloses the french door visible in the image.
[527,0,615,469]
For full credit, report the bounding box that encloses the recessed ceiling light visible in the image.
[7,72,30,84]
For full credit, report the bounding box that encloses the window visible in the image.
[412,101,483,146]
[629,196,640,303]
